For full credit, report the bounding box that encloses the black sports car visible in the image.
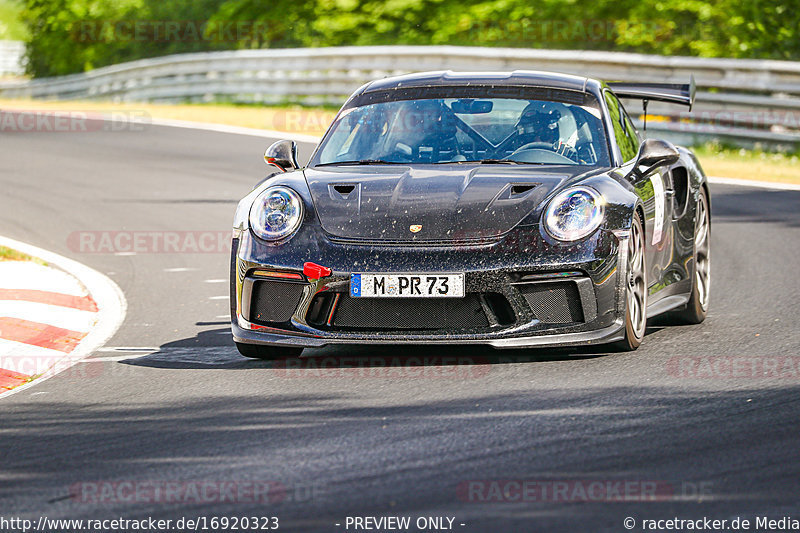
[230,70,710,358]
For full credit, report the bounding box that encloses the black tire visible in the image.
[235,342,303,360]
[670,187,711,324]
[614,212,647,351]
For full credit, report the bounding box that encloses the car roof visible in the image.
[359,70,602,96]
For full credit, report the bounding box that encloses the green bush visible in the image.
[19,0,800,78]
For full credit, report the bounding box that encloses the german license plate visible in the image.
[350,273,465,298]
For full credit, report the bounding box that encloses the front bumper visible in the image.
[231,225,630,349]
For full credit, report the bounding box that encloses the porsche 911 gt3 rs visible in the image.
[230,70,710,358]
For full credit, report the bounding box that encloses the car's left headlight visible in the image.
[249,186,304,241]
[543,186,605,241]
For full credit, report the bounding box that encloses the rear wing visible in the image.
[607,76,696,110]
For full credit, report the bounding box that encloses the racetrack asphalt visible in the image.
[1,120,799,532]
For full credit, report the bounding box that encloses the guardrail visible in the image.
[0,41,25,76]
[1,46,799,148]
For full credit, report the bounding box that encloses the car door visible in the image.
[604,91,674,294]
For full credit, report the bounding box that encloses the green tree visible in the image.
[19,0,800,77]
[21,0,228,77]
[207,0,316,48]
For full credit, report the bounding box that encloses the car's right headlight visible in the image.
[249,186,304,241]
[543,186,605,241]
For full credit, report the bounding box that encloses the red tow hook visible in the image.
[303,262,332,281]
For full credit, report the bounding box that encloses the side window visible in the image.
[621,106,640,149]
[604,91,639,163]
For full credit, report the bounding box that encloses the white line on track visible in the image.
[208,296,227,300]
[83,355,143,362]
[97,347,159,352]
[143,117,323,145]
[204,279,226,283]
[163,267,197,272]
[708,176,800,191]
[0,236,127,399]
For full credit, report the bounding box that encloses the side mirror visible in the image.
[264,140,299,172]
[631,138,680,177]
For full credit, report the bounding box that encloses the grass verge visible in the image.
[0,245,46,264]
[693,143,800,185]
[0,98,335,137]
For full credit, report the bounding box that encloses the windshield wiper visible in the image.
[435,159,536,165]
[315,159,396,166]
[476,159,522,165]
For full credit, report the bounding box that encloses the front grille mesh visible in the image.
[325,294,489,330]
[518,281,584,323]
[250,280,305,324]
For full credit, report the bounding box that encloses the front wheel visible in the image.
[615,212,647,351]
[235,342,303,360]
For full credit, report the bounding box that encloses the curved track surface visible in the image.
[1,122,799,532]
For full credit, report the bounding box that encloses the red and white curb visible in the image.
[0,236,126,397]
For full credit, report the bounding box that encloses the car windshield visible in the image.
[312,94,611,167]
